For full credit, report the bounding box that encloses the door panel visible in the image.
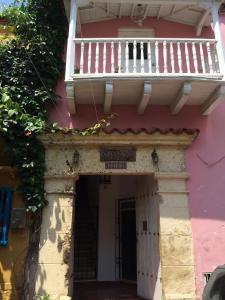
[136,176,161,300]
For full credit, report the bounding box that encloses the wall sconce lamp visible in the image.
[66,149,80,172]
[151,149,159,170]
[73,150,80,167]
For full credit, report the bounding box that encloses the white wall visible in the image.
[97,176,118,281]
[97,176,138,281]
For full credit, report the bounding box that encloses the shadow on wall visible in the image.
[34,193,74,299]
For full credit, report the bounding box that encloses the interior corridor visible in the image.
[73,175,160,300]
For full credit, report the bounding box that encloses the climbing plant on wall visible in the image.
[0,0,67,212]
[0,1,116,213]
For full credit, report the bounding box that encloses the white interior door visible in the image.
[118,28,155,73]
[136,176,161,300]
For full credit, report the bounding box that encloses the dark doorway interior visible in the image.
[74,176,141,300]
[120,199,137,282]
[74,281,143,300]
[74,176,99,280]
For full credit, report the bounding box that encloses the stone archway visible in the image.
[34,130,198,300]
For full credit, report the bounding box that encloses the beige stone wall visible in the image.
[34,179,76,300]
[35,132,198,300]
[157,175,196,300]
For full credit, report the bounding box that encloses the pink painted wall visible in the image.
[49,16,225,298]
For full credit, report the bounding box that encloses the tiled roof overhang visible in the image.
[101,128,199,135]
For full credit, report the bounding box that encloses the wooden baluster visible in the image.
[111,41,115,73]
[88,42,92,74]
[163,41,167,73]
[170,42,175,74]
[141,41,144,73]
[133,40,137,73]
[118,41,122,73]
[125,41,129,73]
[80,41,84,74]
[103,42,106,74]
[185,42,190,74]
[207,42,213,74]
[192,42,198,73]
[95,42,99,73]
[147,41,152,73]
[213,42,219,73]
[155,41,159,73]
[199,42,206,74]
[177,42,182,73]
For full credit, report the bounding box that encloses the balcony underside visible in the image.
[66,78,225,116]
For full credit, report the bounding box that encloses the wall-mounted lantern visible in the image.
[151,149,159,170]
[73,149,80,167]
[66,149,80,172]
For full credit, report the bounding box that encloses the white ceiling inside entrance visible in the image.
[64,0,223,31]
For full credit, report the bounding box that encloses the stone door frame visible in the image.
[34,130,198,300]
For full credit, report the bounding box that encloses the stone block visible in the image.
[158,193,189,208]
[41,202,73,234]
[45,179,75,194]
[161,235,194,266]
[158,179,187,193]
[162,266,196,298]
[160,216,192,235]
[35,263,69,296]
[38,233,71,264]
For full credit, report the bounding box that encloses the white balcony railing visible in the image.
[71,38,222,79]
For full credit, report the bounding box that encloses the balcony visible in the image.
[73,38,221,79]
[64,0,225,115]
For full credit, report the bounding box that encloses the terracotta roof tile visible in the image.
[102,128,199,135]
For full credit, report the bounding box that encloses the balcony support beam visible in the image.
[104,81,113,114]
[138,81,152,115]
[65,0,77,81]
[211,0,225,78]
[201,85,225,115]
[66,82,76,115]
[171,82,192,115]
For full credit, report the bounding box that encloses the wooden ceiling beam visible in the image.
[157,5,162,19]
[131,3,136,17]
[107,1,110,15]
[88,0,211,5]
[143,4,150,19]
[119,2,123,18]
[196,9,210,36]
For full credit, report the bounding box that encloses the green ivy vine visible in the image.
[0,0,67,212]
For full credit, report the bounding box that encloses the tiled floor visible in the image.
[74,281,144,300]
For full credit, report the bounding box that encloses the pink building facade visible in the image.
[42,1,225,299]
